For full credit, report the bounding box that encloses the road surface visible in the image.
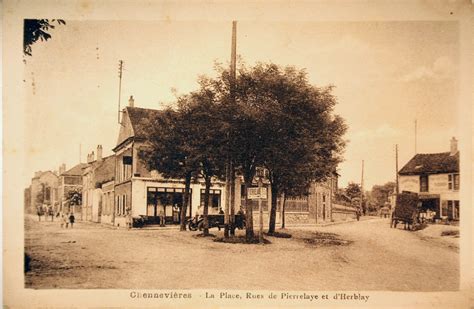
[25,216,458,290]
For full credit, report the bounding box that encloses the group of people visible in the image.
[59,212,75,228]
[36,206,76,228]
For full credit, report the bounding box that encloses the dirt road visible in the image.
[24,216,458,291]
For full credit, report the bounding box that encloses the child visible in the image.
[61,213,68,228]
[69,213,75,228]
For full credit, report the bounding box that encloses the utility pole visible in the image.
[395,144,399,194]
[79,143,82,163]
[414,119,417,154]
[225,21,237,238]
[118,60,124,124]
[360,160,364,214]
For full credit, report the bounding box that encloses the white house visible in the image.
[398,137,460,220]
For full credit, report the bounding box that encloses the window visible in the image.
[200,189,221,208]
[453,174,460,190]
[454,201,460,219]
[448,174,460,191]
[442,200,449,217]
[420,175,429,192]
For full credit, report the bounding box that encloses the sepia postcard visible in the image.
[3,0,473,308]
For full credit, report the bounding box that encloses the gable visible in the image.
[116,109,135,147]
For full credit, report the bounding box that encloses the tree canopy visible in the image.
[142,61,347,241]
[23,19,66,56]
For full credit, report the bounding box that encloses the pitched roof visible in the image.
[399,152,459,175]
[62,163,88,176]
[126,106,163,139]
[94,155,115,185]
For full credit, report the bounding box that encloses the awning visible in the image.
[418,193,440,200]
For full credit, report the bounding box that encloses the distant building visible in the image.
[25,170,59,214]
[398,137,459,220]
[58,163,88,216]
[82,145,115,223]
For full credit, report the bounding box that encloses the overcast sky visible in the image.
[23,20,459,189]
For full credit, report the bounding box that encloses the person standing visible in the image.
[37,207,42,221]
[61,213,68,228]
[159,210,165,227]
[69,213,75,228]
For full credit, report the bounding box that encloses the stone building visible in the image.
[82,145,115,222]
[25,170,59,214]
[398,137,460,220]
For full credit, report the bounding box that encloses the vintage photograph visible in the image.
[3,1,473,308]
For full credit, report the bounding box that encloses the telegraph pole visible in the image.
[118,60,124,124]
[395,144,399,194]
[225,21,237,238]
[414,119,417,154]
[360,160,364,214]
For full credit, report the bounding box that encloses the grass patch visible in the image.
[441,230,459,237]
[265,231,292,238]
[214,235,271,244]
[300,231,351,247]
[193,233,216,238]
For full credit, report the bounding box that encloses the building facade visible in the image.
[398,137,460,220]
[58,163,87,216]
[26,170,59,214]
[112,98,227,227]
[82,145,115,223]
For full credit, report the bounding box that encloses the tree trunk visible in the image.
[224,162,230,238]
[244,179,254,241]
[281,192,286,229]
[229,163,236,236]
[268,183,278,234]
[180,172,191,231]
[203,177,211,236]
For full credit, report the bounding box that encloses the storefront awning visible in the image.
[418,193,440,200]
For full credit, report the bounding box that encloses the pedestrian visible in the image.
[125,209,132,230]
[61,213,68,228]
[48,207,54,222]
[69,213,75,228]
[37,207,42,221]
[356,208,361,221]
[159,210,165,227]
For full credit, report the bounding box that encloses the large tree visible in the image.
[196,62,346,240]
[23,19,66,56]
[141,108,199,231]
[369,182,396,209]
[178,87,226,236]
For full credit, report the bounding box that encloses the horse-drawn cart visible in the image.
[390,191,421,231]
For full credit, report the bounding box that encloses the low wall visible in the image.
[332,203,357,221]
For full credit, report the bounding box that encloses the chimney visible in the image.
[129,95,134,107]
[450,137,458,156]
[59,164,66,175]
[87,152,95,163]
[97,145,103,162]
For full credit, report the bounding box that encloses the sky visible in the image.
[22,20,460,189]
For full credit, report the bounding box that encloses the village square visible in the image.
[20,18,461,292]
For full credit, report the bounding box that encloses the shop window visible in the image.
[420,175,429,192]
